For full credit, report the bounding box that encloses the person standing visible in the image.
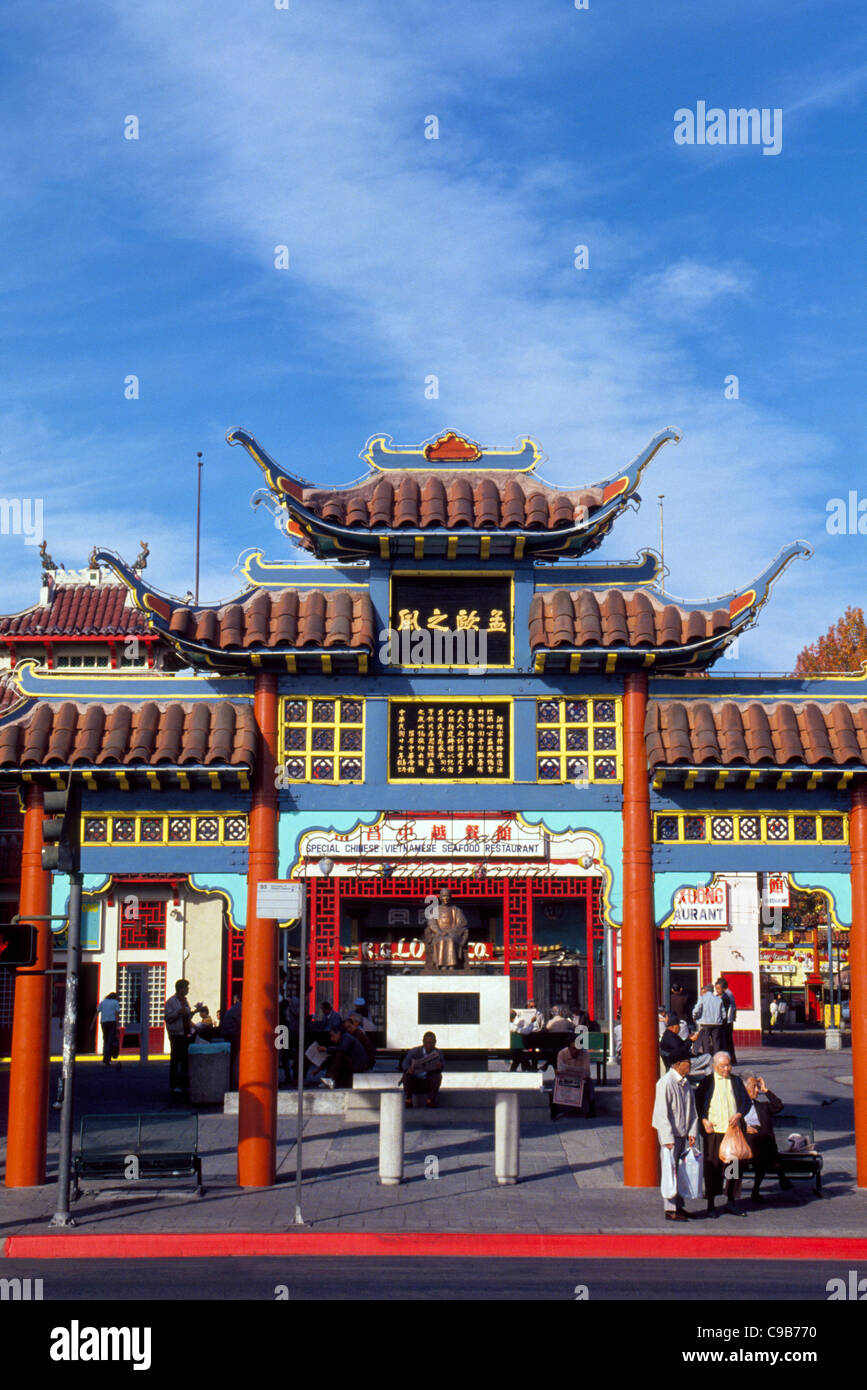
[716,977,738,1064]
[696,1052,750,1217]
[95,991,121,1070]
[769,995,778,1032]
[652,1056,699,1222]
[692,983,728,1057]
[164,979,194,1094]
[219,994,243,1089]
[775,994,788,1032]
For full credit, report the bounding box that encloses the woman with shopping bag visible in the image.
[652,1055,700,1222]
[696,1052,751,1218]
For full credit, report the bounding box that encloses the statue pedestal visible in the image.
[386,975,511,1049]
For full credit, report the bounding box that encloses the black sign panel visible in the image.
[418,993,481,1026]
[390,574,512,666]
[389,700,510,780]
[0,923,36,968]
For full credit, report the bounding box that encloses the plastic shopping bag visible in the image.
[719,1122,752,1164]
[660,1146,677,1200]
[677,1146,703,1200]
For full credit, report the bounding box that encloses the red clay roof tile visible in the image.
[648,699,867,768]
[0,701,256,770]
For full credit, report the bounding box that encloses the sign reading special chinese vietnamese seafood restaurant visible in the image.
[671,882,729,927]
[389,573,513,666]
[389,699,510,780]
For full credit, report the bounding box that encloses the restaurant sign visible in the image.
[671,882,729,927]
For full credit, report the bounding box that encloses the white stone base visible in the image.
[386,974,511,1048]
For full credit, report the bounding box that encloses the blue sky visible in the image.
[1,0,865,669]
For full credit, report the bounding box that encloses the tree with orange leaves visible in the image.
[794,606,867,675]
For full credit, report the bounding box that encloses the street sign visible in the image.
[0,923,37,968]
[256,881,304,922]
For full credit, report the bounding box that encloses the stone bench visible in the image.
[351,1072,544,1187]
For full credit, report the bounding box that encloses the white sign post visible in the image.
[256,881,304,921]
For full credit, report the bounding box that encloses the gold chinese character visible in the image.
[397,609,420,631]
[427,608,449,629]
[456,609,480,630]
[488,609,507,633]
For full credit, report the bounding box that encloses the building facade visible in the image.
[3,425,866,1188]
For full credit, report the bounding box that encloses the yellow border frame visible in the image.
[278,695,366,784]
[535,696,623,784]
[653,810,849,846]
[80,812,250,848]
[387,696,514,784]
[388,570,515,669]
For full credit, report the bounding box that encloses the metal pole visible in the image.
[50,871,83,1226]
[194,451,203,605]
[826,919,836,1026]
[662,923,671,1015]
[658,494,665,575]
[604,924,616,1035]
[293,886,308,1226]
[139,966,150,1065]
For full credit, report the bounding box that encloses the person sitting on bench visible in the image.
[550,1039,595,1119]
[400,1031,444,1108]
[742,1071,793,1202]
[321,1023,369,1089]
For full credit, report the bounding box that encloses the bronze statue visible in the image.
[423,887,469,972]
[38,541,56,572]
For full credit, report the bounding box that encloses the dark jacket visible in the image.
[659,1029,692,1066]
[745,1088,784,1139]
[696,1071,750,1123]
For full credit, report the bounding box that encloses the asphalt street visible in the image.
[4,1256,866,1300]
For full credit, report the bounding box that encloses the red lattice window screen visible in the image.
[119,899,167,950]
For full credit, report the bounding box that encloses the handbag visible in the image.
[719,1121,752,1164]
[660,1146,677,1199]
[677,1146,703,1200]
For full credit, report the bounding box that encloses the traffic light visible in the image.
[41,778,80,872]
[0,922,36,968]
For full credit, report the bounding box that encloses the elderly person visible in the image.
[742,1072,793,1202]
[696,1052,750,1217]
[401,1031,444,1108]
[652,1055,699,1222]
[692,983,729,1058]
[550,1039,595,1119]
[717,976,738,1064]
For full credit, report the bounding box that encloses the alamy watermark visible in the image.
[674,103,782,156]
[379,623,489,673]
[0,497,43,546]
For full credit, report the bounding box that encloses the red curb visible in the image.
[5,1233,867,1260]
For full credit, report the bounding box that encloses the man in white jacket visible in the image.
[652,1057,700,1222]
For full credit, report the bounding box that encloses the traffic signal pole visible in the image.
[50,871,82,1225]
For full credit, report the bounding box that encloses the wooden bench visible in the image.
[352,1072,543,1186]
[741,1114,824,1195]
[72,1112,203,1198]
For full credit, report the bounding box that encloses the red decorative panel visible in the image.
[119,898,166,950]
[723,969,754,1011]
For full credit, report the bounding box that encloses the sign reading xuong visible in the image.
[671,883,729,927]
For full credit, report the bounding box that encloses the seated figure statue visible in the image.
[423,887,469,973]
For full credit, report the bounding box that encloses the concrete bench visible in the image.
[352,1072,543,1187]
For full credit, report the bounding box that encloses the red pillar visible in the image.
[850,785,867,1186]
[6,785,52,1187]
[620,671,659,1187]
[237,672,279,1188]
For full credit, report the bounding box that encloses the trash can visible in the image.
[188,1041,231,1103]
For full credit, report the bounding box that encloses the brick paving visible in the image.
[1,1045,863,1237]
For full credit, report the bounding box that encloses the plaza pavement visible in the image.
[0,1044,863,1238]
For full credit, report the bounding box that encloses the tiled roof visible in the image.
[166,588,376,652]
[529,590,732,651]
[647,700,867,767]
[0,672,22,717]
[0,701,256,769]
[0,586,150,639]
[301,473,604,532]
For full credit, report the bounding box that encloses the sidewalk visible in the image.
[1,1047,863,1238]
